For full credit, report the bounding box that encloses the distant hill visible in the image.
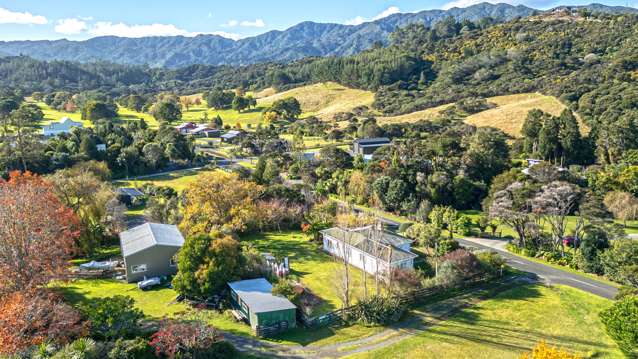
[3,2,634,68]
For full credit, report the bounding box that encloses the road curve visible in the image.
[457,237,618,299]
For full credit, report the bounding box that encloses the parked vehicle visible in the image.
[138,276,162,290]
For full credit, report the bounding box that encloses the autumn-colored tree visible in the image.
[520,341,580,359]
[150,320,233,359]
[0,171,79,294]
[0,290,87,354]
[180,171,262,235]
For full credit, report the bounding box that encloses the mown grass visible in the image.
[53,279,254,337]
[347,284,622,359]
[114,168,217,193]
[241,231,375,316]
[34,101,92,128]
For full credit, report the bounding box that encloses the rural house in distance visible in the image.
[119,223,185,282]
[352,137,391,157]
[42,117,83,137]
[321,226,418,275]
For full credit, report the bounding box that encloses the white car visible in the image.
[138,277,161,290]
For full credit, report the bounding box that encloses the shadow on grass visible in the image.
[423,284,616,357]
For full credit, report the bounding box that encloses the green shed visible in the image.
[228,278,297,332]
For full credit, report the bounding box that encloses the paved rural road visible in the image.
[457,237,618,299]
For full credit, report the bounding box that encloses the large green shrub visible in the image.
[599,295,638,357]
[435,261,464,288]
[78,296,143,340]
[601,239,638,287]
[476,251,506,276]
[350,295,406,326]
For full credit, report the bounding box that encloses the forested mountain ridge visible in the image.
[0,2,634,67]
[1,9,638,166]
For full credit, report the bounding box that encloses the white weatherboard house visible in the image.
[42,117,83,137]
[320,226,418,275]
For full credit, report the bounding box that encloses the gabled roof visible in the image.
[221,130,242,139]
[353,137,390,145]
[191,125,218,133]
[228,278,296,313]
[321,226,417,263]
[120,223,184,257]
[175,122,196,129]
[117,187,144,197]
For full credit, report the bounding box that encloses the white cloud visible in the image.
[0,7,47,25]
[88,21,242,40]
[55,18,87,35]
[222,19,265,28]
[345,6,400,26]
[240,19,265,27]
[372,6,401,20]
[442,0,519,10]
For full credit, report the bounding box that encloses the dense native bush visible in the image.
[78,296,144,340]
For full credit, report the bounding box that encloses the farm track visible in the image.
[223,277,527,358]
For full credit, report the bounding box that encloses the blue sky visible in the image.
[0,0,634,41]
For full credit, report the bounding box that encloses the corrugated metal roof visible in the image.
[120,223,184,257]
[117,187,144,197]
[320,227,417,263]
[228,278,296,313]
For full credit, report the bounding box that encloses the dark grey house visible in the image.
[117,187,145,206]
[119,223,185,283]
[352,137,391,156]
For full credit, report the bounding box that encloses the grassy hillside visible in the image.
[377,104,453,125]
[378,93,588,138]
[257,82,375,120]
[349,284,622,359]
[464,93,570,137]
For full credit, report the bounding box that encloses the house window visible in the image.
[170,258,178,267]
[131,264,147,273]
[359,253,364,262]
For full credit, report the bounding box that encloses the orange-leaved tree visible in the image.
[0,290,87,354]
[0,171,79,295]
[180,171,262,236]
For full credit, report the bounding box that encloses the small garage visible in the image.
[228,278,297,334]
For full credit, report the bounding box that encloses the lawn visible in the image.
[30,101,161,129]
[33,101,92,128]
[114,168,217,193]
[347,284,622,359]
[241,231,375,316]
[181,104,265,128]
[53,279,254,337]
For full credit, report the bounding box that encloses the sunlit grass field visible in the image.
[348,284,621,359]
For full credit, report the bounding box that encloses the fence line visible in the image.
[300,273,493,329]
